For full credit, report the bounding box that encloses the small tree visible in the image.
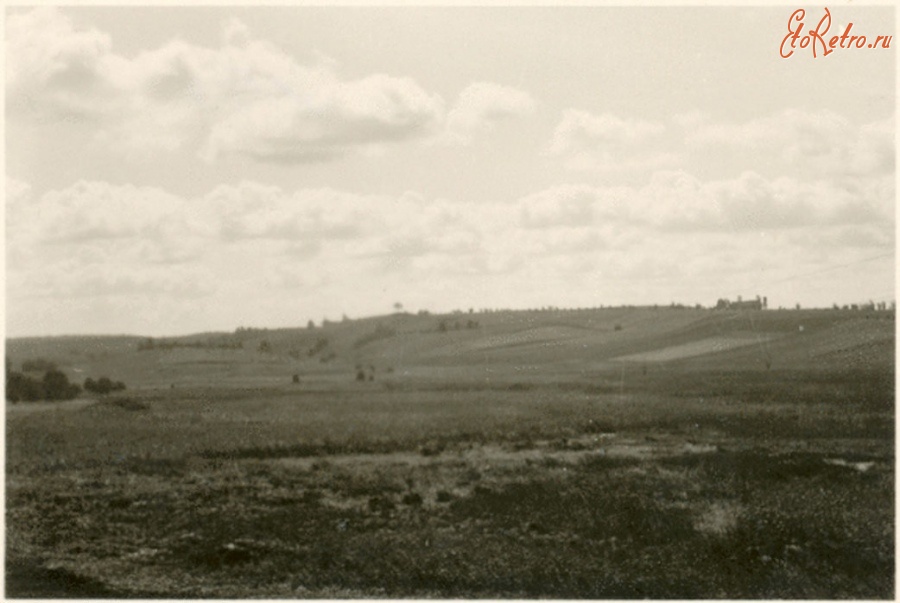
[42,370,80,401]
[7,371,41,402]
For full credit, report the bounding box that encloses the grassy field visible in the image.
[5,307,895,597]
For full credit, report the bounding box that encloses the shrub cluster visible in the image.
[84,377,127,395]
[6,359,81,402]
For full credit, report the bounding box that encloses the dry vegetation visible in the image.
[5,307,895,598]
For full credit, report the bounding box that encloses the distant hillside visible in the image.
[6,307,895,390]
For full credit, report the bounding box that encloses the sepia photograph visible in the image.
[4,3,895,598]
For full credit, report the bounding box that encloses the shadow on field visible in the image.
[5,559,164,598]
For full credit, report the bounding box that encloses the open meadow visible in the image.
[5,307,895,598]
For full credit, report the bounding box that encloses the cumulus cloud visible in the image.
[6,8,445,163]
[442,82,536,145]
[9,171,891,286]
[548,109,672,172]
[200,73,445,163]
[518,185,596,229]
[6,163,893,335]
[643,170,893,233]
[513,167,893,236]
[7,8,542,163]
[5,7,128,121]
[686,109,895,178]
[548,107,894,184]
[550,110,664,154]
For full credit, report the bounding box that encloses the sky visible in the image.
[4,4,896,337]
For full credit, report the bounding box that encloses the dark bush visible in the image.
[401,492,423,506]
[6,368,79,402]
[84,376,127,395]
[43,370,80,401]
[6,371,42,402]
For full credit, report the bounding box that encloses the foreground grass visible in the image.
[6,368,894,598]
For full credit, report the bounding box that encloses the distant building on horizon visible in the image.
[715,295,767,311]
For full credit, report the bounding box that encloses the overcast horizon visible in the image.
[5,5,896,338]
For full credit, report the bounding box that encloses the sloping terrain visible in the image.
[7,307,894,388]
[5,307,895,598]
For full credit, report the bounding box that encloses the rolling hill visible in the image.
[6,307,895,391]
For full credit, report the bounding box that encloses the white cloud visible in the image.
[221,17,252,47]
[548,109,672,173]
[200,73,445,163]
[6,8,445,163]
[7,8,540,164]
[517,185,597,229]
[515,168,893,235]
[6,166,894,335]
[686,109,895,178]
[550,110,664,154]
[442,82,536,145]
[5,7,128,121]
[548,108,894,184]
